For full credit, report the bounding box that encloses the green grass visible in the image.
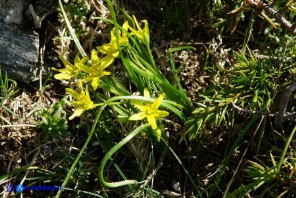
[1,0,296,197]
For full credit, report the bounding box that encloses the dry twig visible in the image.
[247,0,296,36]
[232,82,296,124]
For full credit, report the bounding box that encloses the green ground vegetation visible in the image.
[1,0,296,197]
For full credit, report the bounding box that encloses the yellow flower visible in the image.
[66,81,95,120]
[52,54,88,80]
[97,29,119,60]
[97,21,129,60]
[128,15,150,46]
[129,89,169,130]
[118,21,129,46]
[77,50,111,90]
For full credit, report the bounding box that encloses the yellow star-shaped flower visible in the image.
[52,54,88,80]
[129,89,169,130]
[128,15,150,46]
[97,21,129,60]
[66,81,95,120]
[77,50,111,90]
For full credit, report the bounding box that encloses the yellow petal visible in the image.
[121,21,129,43]
[112,51,120,58]
[142,20,150,45]
[133,15,141,31]
[110,28,117,42]
[155,110,169,118]
[80,56,89,64]
[102,71,111,76]
[77,63,91,73]
[134,103,148,112]
[129,112,146,120]
[69,109,84,120]
[147,115,157,129]
[73,54,88,65]
[85,84,90,95]
[152,94,164,110]
[96,45,106,53]
[91,49,100,65]
[144,88,150,98]
[91,77,99,90]
[74,54,81,63]
[51,67,61,72]
[54,73,71,80]
[83,75,95,81]
[100,55,114,69]
[129,28,142,40]
[77,80,84,89]
[66,88,80,100]
[97,44,111,55]
[122,21,129,31]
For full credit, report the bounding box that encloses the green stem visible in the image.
[58,0,86,57]
[105,0,118,26]
[98,123,150,188]
[146,46,159,73]
[276,124,296,172]
[55,103,108,198]
[55,94,177,196]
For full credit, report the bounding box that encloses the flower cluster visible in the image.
[52,16,157,124]
[97,21,129,61]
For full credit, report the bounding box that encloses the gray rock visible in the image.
[0,0,57,82]
[0,24,39,82]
